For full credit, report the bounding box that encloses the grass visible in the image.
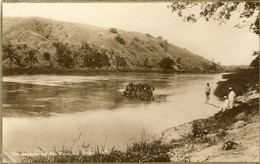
[21,134,173,162]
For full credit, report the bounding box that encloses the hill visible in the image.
[2,17,221,72]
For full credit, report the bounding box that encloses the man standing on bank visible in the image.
[205,83,211,103]
[228,87,236,109]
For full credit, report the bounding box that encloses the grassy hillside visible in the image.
[2,17,221,73]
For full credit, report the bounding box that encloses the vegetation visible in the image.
[3,17,216,73]
[159,42,168,52]
[123,82,155,101]
[115,56,127,68]
[57,51,76,68]
[24,49,38,68]
[214,68,259,98]
[250,51,259,70]
[159,57,175,71]
[21,135,173,163]
[168,2,259,34]
[83,50,111,68]
[2,43,20,68]
[109,28,118,33]
[115,35,126,45]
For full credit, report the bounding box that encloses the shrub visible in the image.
[115,56,127,68]
[43,52,51,61]
[124,138,172,162]
[159,57,174,71]
[57,51,75,68]
[83,51,111,68]
[145,33,153,37]
[133,37,140,42]
[159,42,168,52]
[176,57,181,64]
[115,35,126,45]
[109,28,118,33]
[192,121,208,137]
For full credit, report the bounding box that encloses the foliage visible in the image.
[109,28,118,33]
[83,49,111,68]
[24,49,38,68]
[207,61,221,71]
[159,42,168,52]
[168,2,259,34]
[250,51,259,69]
[21,136,172,162]
[159,57,174,70]
[43,52,51,61]
[192,121,208,137]
[176,57,181,64]
[2,43,20,68]
[115,56,127,68]
[115,35,126,45]
[145,33,153,38]
[53,42,76,68]
[124,138,172,162]
[214,68,259,98]
[57,51,75,68]
[123,82,155,101]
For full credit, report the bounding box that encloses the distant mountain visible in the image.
[2,17,220,72]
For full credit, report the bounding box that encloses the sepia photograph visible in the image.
[1,1,259,163]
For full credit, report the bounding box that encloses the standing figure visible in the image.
[205,83,211,103]
[228,87,236,109]
[220,96,229,112]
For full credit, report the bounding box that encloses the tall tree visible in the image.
[3,43,20,68]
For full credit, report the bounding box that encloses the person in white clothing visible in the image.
[220,96,229,112]
[228,87,236,109]
[205,83,211,103]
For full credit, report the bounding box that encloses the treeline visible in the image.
[2,41,220,72]
[214,51,259,98]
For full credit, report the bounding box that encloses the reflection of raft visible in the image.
[122,82,155,101]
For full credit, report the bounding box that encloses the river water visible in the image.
[3,73,223,156]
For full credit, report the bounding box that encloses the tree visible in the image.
[168,2,259,34]
[83,49,111,68]
[250,51,259,69]
[24,49,38,68]
[57,50,75,68]
[2,43,20,68]
[159,57,174,70]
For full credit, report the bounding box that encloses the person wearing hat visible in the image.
[228,87,236,109]
[220,96,229,112]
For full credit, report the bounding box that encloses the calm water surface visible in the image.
[3,73,223,155]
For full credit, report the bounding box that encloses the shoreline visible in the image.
[161,90,259,162]
[2,67,224,76]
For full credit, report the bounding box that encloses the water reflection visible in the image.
[3,73,173,117]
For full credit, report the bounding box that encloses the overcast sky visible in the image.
[3,3,259,65]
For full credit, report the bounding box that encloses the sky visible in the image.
[2,2,259,65]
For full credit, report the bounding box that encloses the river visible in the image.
[3,73,223,157]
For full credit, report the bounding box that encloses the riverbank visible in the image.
[162,90,259,162]
[2,67,222,76]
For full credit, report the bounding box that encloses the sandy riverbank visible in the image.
[161,90,259,162]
